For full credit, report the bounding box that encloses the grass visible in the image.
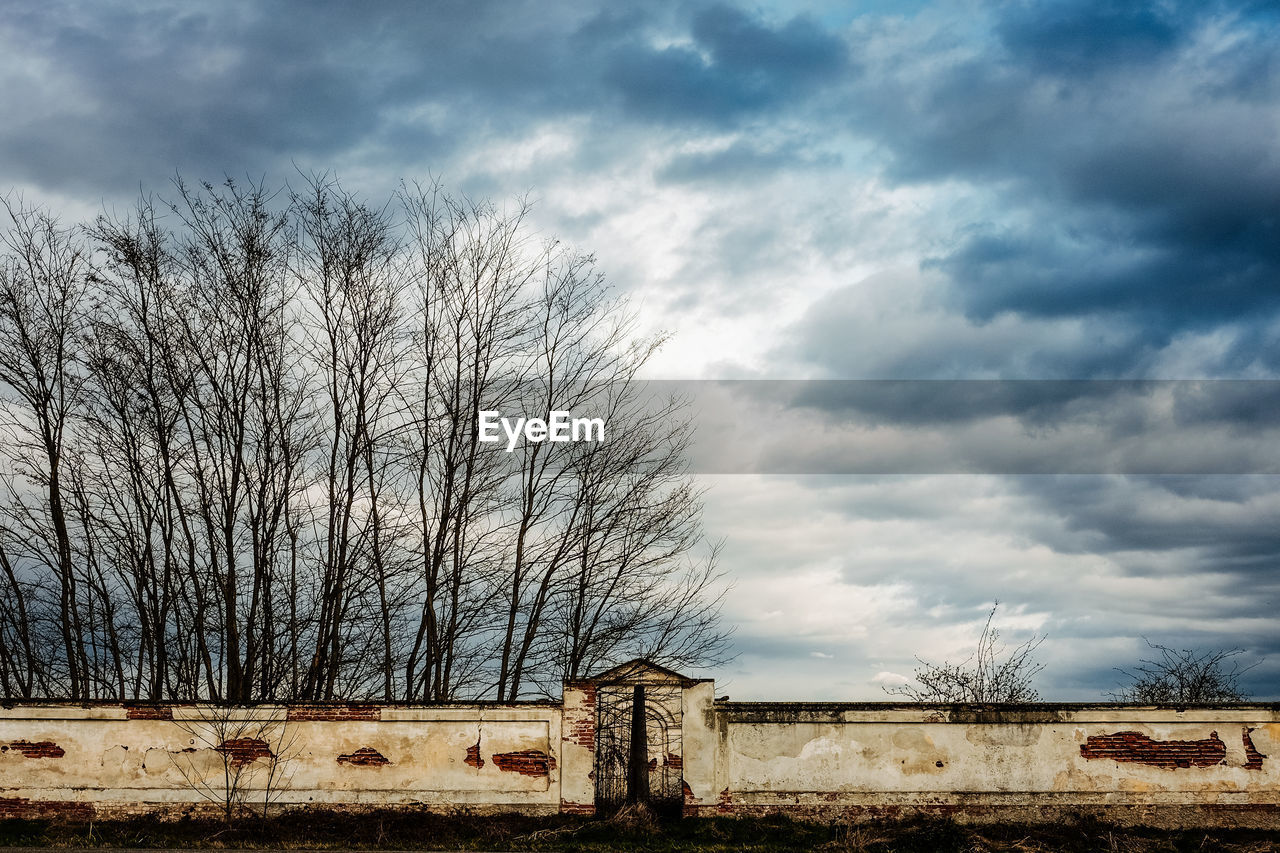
[0,810,1277,852]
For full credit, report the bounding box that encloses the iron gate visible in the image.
[593,682,684,814]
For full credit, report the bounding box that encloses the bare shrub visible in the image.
[1112,640,1257,704]
[169,704,300,823]
[887,602,1045,703]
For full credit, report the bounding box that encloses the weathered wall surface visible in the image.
[559,682,596,815]
[696,703,1280,827]
[1,676,1278,827]
[0,702,564,819]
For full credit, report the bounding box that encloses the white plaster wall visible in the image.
[3,694,1279,823]
[715,707,1280,809]
[0,704,564,810]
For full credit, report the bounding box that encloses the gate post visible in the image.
[559,680,597,815]
[626,684,650,804]
[680,679,716,817]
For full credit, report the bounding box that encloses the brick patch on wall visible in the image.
[1243,727,1266,770]
[287,704,380,721]
[215,738,273,767]
[337,747,390,767]
[2,740,65,758]
[493,750,556,777]
[123,704,173,720]
[1080,730,1226,769]
[561,682,596,751]
[465,739,484,769]
[682,779,700,817]
[0,797,93,820]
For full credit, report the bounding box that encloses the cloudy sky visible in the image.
[3,0,1278,699]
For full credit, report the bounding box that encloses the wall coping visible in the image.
[715,701,1280,724]
[717,701,1280,711]
[0,699,561,709]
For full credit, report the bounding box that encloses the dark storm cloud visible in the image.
[0,0,849,198]
[783,379,1139,427]
[601,4,848,124]
[753,0,1280,383]
[650,380,1280,474]
[1170,380,1280,429]
[996,0,1187,75]
[7,0,1276,363]
[832,0,1280,346]
[2,1,410,192]
[1009,475,1280,570]
[928,222,1280,330]
[780,270,1177,380]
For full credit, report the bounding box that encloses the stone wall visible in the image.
[0,701,565,818]
[696,701,1280,828]
[1,669,1277,827]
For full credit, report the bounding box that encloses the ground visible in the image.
[1,811,1279,852]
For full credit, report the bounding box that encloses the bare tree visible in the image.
[293,174,409,701]
[888,602,1045,703]
[0,175,728,703]
[399,185,532,701]
[492,248,647,701]
[79,197,192,701]
[0,197,90,698]
[547,385,731,690]
[1112,640,1257,704]
[169,704,299,823]
[166,178,313,703]
[486,242,731,700]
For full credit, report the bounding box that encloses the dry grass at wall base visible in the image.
[0,810,1278,852]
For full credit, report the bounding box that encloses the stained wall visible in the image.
[694,702,1280,827]
[0,702,563,818]
[1,677,1278,827]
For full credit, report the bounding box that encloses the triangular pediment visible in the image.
[587,658,699,686]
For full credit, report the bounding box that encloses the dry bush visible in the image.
[888,602,1045,704]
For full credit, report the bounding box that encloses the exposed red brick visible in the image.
[464,739,484,769]
[682,779,701,817]
[561,684,597,752]
[215,737,273,767]
[717,787,733,814]
[123,704,173,720]
[1080,730,1226,769]
[1243,727,1266,770]
[492,749,556,777]
[287,704,380,721]
[0,796,94,820]
[560,800,595,815]
[336,747,390,767]
[647,756,658,772]
[665,751,683,770]
[562,717,596,750]
[3,740,65,758]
